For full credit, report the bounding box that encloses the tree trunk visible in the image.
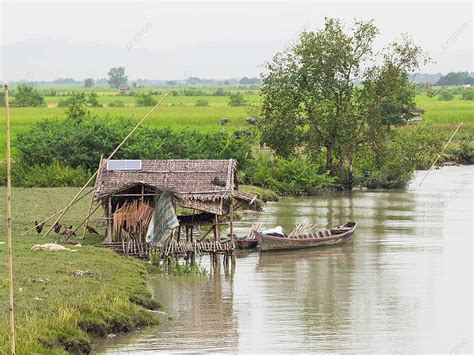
[325,144,334,174]
[347,157,354,191]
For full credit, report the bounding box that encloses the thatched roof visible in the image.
[94,159,256,214]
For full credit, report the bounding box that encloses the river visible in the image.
[95,166,472,354]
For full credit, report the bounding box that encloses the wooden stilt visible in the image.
[5,84,16,354]
[105,196,113,243]
[229,200,234,249]
[82,154,103,238]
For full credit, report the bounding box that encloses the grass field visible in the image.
[0,187,161,353]
[0,88,473,159]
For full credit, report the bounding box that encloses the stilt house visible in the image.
[93,159,256,253]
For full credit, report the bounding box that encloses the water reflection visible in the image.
[95,166,472,354]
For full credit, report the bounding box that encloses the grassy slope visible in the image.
[0,188,159,354]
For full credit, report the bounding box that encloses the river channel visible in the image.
[95,166,472,353]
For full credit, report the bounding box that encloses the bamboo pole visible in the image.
[5,84,16,354]
[82,155,103,238]
[43,92,170,237]
[418,122,463,187]
[20,188,93,236]
[73,203,102,234]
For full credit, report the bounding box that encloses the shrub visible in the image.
[15,101,255,182]
[87,92,102,107]
[437,90,454,101]
[12,84,45,107]
[355,145,415,189]
[456,140,474,164]
[249,153,335,195]
[15,113,134,171]
[123,129,254,173]
[43,89,58,96]
[228,92,247,106]
[0,161,91,187]
[108,100,125,107]
[461,88,474,101]
[195,99,209,106]
[183,88,205,96]
[213,88,227,96]
[135,93,157,106]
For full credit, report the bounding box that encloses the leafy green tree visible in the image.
[461,88,474,100]
[259,18,428,189]
[84,78,95,87]
[437,90,454,101]
[135,93,157,106]
[12,84,45,107]
[436,72,474,86]
[107,67,128,89]
[87,92,102,107]
[228,92,247,106]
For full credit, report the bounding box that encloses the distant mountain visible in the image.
[0,38,286,81]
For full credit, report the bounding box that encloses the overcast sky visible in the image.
[0,1,472,80]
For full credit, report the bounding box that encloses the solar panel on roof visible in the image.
[106,160,142,171]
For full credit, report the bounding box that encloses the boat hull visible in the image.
[235,239,259,250]
[256,222,357,252]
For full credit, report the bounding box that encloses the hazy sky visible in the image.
[0,1,472,80]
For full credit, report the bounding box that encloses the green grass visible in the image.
[240,185,279,202]
[0,187,159,354]
[0,88,473,160]
[414,95,474,124]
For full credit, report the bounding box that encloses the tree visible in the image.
[62,93,89,121]
[436,72,474,86]
[12,84,45,107]
[462,88,474,101]
[87,92,102,107]
[259,18,428,189]
[228,92,247,106]
[135,93,157,106]
[107,67,128,89]
[84,78,95,87]
[438,90,454,101]
[239,77,261,85]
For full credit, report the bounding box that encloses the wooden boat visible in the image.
[255,221,357,252]
[235,237,259,250]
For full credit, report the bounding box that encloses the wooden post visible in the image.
[82,154,103,238]
[5,85,16,354]
[104,196,113,243]
[43,92,170,237]
[229,200,234,248]
[214,215,219,241]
